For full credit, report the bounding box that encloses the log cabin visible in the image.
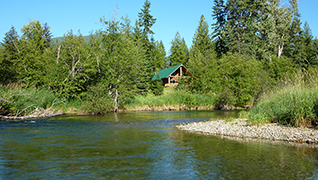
[151,64,192,87]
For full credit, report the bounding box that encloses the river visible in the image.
[0,110,317,179]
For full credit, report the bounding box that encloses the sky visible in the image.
[1,0,318,55]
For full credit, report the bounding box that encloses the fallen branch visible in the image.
[16,104,34,117]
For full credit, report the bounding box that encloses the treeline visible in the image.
[1,0,318,115]
[170,0,318,107]
[0,0,167,113]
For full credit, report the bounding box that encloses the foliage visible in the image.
[98,18,143,111]
[48,30,97,99]
[169,31,189,66]
[263,55,297,90]
[212,0,228,57]
[187,47,218,94]
[216,53,265,106]
[127,90,217,108]
[192,15,213,54]
[0,26,20,83]
[150,74,164,96]
[0,83,61,116]
[248,68,318,127]
[136,0,159,96]
[17,20,53,86]
[1,0,318,115]
[81,83,113,114]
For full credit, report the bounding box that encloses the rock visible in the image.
[176,119,318,145]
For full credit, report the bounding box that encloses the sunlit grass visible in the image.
[248,68,318,127]
[127,90,218,109]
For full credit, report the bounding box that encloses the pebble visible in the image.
[176,119,318,145]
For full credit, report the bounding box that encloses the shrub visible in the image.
[81,84,113,114]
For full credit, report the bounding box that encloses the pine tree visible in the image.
[169,31,188,66]
[301,22,318,67]
[138,0,156,38]
[193,15,213,54]
[310,39,318,67]
[152,40,166,72]
[212,0,228,57]
[0,26,20,83]
[223,0,259,56]
[285,0,306,68]
[137,0,157,95]
[187,46,217,94]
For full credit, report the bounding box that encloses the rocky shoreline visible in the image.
[176,119,318,146]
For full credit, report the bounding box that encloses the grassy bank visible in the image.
[126,89,218,110]
[0,84,57,116]
[0,84,84,116]
[248,69,318,128]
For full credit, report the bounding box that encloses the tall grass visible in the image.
[127,90,218,108]
[0,83,63,116]
[248,68,318,127]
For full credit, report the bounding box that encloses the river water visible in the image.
[0,110,317,179]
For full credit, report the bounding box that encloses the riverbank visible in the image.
[0,106,224,120]
[0,110,66,120]
[176,119,318,145]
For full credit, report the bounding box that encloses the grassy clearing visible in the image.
[248,69,318,128]
[127,89,218,109]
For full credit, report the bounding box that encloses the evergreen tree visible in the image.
[223,0,260,56]
[193,15,213,54]
[302,22,315,67]
[285,0,306,68]
[152,40,166,72]
[211,0,228,57]
[150,74,164,96]
[169,31,188,66]
[187,47,217,94]
[310,39,318,67]
[138,0,156,38]
[137,0,157,95]
[0,26,20,83]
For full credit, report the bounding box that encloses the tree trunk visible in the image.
[113,88,118,112]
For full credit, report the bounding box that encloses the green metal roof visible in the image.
[152,64,186,80]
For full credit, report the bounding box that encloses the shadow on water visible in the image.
[0,110,317,179]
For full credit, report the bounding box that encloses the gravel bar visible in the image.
[176,119,318,145]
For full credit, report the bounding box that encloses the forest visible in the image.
[1,0,318,125]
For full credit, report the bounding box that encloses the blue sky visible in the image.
[1,0,317,55]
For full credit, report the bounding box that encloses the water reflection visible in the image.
[0,110,317,179]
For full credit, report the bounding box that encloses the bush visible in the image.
[215,53,265,106]
[81,84,113,114]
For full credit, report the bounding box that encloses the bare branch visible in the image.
[16,104,34,116]
[112,3,119,21]
[57,45,61,62]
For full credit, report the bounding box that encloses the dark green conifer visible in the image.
[169,31,188,66]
